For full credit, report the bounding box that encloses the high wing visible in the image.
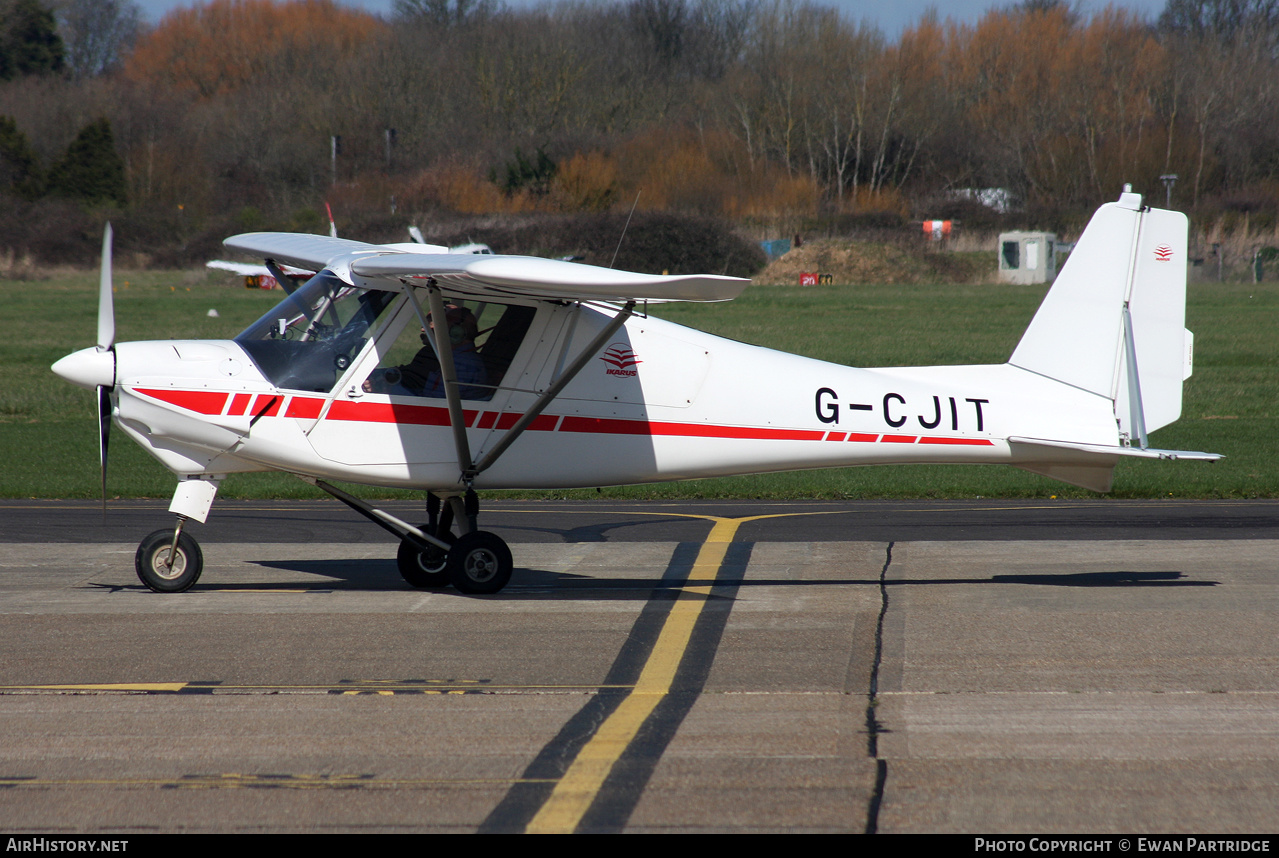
[222,233,383,272]
[224,232,749,303]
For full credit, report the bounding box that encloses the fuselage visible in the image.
[58,289,1123,492]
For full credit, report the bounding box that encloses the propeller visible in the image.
[49,223,119,522]
[96,224,116,522]
[97,223,115,351]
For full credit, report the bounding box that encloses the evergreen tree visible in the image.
[0,115,43,200]
[0,0,65,80]
[497,147,557,196]
[46,118,126,205]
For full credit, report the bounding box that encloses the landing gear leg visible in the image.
[397,492,454,589]
[309,478,513,595]
[427,492,441,532]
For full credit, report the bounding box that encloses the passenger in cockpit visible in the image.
[365,304,488,400]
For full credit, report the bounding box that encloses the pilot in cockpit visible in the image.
[364,304,488,399]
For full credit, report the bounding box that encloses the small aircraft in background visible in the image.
[408,225,492,256]
[52,188,1218,595]
[209,228,492,291]
[205,259,312,291]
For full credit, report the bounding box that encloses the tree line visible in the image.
[0,0,1277,265]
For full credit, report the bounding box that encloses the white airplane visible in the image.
[205,259,313,291]
[205,224,487,291]
[408,224,493,255]
[52,189,1219,595]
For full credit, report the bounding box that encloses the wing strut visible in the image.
[302,476,452,552]
[468,300,637,480]
[265,259,300,295]
[411,283,475,480]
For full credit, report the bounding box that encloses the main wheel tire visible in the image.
[135,529,203,593]
[446,531,513,595]
[397,529,453,589]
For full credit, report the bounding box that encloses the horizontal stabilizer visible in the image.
[1009,436,1222,462]
[1009,436,1220,492]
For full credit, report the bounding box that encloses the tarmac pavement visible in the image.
[1,500,1277,833]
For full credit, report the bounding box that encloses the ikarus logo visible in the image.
[601,343,641,377]
[1154,244,1174,262]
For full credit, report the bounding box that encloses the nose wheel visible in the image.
[136,527,203,592]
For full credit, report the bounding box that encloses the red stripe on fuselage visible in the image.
[137,389,996,448]
[135,388,228,415]
[285,396,324,419]
[325,400,480,427]
[256,396,284,418]
[919,436,996,446]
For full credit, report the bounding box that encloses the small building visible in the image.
[998,231,1057,284]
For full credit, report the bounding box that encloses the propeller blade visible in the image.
[97,384,111,522]
[97,223,115,351]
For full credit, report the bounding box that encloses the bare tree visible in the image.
[1159,0,1279,46]
[58,0,141,78]
[392,0,501,28]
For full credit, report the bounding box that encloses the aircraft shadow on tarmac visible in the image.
[81,559,1212,596]
[243,559,742,598]
[988,570,1216,587]
[492,518,707,543]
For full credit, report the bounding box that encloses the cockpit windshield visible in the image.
[236,270,395,392]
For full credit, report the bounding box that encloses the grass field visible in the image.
[1,268,1273,500]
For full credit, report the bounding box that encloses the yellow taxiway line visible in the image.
[525,512,808,834]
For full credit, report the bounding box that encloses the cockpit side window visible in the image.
[363,299,536,402]
[236,270,395,392]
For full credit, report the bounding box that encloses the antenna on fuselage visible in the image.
[609,190,641,269]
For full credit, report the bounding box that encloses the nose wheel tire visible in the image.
[397,528,453,589]
[446,531,513,595]
[135,529,203,593]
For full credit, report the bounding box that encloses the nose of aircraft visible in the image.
[52,346,115,390]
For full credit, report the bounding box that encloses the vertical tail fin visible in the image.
[1008,190,1191,446]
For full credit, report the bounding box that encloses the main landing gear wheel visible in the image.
[446,531,513,595]
[135,529,203,593]
[397,529,453,589]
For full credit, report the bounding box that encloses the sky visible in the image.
[130,0,1172,39]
